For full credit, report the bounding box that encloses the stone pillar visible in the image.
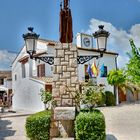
[50,43,79,139]
[52,43,79,106]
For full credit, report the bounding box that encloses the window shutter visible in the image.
[37,64,45,77]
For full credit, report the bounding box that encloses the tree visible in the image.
[126,39,140,85]
[107,69,126,104]
[107,69,126,86]
[107,39,140,98]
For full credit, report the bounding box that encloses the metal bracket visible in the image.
[77,55,101,64]
[35,56,54,65]
[35,54,102,65]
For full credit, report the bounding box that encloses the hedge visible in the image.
[25,110,51,140]
[105,91,116,106]
[75,110,106,140]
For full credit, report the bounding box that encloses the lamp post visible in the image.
[77,25,110,64]
[23,27,39,59]
[23,25,109,65]
[93,25,110,55]
[23,27,54,65]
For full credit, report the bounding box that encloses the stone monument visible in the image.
[50,1,79,139]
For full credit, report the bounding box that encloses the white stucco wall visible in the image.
[12,41,54,111]
[78,49,117,93]
[12,77,45,111]
[12,62,45,111]
[3,79,12,89]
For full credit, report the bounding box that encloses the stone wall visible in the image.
[52,43,79,107]
[50,43,79,139]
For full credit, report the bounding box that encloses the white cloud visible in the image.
[0,50,17,70]
[84,18,140,68]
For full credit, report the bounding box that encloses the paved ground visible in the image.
[1,103,140,140]
[0,116,26,140]
[0,116,28,140]
[99,102,140,140]
[0,110,34,140]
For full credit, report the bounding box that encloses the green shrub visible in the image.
[40,88,52,110]
[80,108,101,113]
[25,110,51,140]
[82,85,106,107]
[105,91,116,106]
[75,110,106,140]
[98,92,106,106]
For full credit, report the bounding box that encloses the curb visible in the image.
[0,113,34,118]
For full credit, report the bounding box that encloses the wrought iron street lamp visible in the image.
[77,25,110,64]
[23,27,39,59]
[93,25,110,54]
[23,27,54,65]
[23,25,109,65]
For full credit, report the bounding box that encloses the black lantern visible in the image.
[23,27,39,58]
[93,25,110,52]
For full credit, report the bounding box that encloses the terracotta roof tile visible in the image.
[32,76,53,84]
[0,71,11,79]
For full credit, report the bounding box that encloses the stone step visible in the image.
[52,138,74,140]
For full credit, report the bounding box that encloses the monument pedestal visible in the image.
[50,43,79,139]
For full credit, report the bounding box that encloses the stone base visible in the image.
[54,107,75,120]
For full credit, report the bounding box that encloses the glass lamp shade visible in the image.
[93,25,110,52]
[97,36,107,51]
[23,27,39,57]
[25,38,37,54]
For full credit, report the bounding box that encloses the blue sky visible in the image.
[1,0,140,69]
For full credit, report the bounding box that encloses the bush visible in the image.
[97,92,106,106]
[82,85,106,107]
[75,110,106,140]
[25,110,51,140]
[40,88,52,110]
[105,91,115,106]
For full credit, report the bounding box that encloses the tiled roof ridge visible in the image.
[32,76,53,83]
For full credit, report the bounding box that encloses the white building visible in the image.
[0,71,12,107]
[12,33,118,111]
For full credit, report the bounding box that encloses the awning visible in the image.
[0,86,8,91]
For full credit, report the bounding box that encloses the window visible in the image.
[100,66,107,77]
[15,74,17,81]
[0,79,4,85]
[22,64,26,78]
[84,64,89,82]
[37,64,45,77]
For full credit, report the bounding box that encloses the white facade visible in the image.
[12,36,118,111]
[78,49,117,92]
[0,78,12,91]
[12,40,54,111]
[0,71,12,107]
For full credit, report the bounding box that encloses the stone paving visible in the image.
[0,110,35,140]
[0,116,28,140]
[99,102,140,140]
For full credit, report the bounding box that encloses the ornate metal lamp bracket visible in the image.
[77,55,101,64]
[35,56,54,65]
[34,55,102,65]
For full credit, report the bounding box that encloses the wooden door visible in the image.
[118,87,126,103]
[45,85,52,92]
